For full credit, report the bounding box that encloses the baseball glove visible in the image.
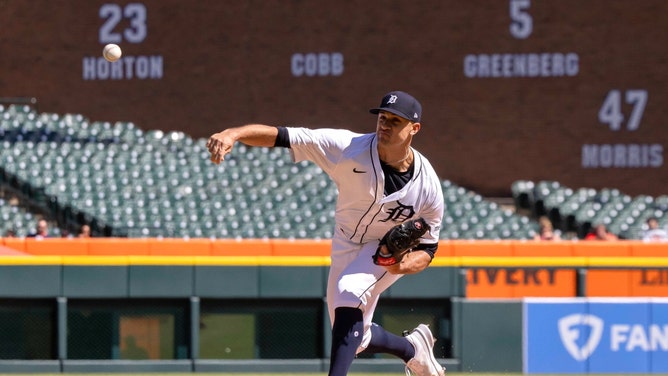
[372,217,430,266]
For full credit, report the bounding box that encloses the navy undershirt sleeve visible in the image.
[414,242,438,259]
[274,126,290,148]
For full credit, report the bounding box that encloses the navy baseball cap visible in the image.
[369,91,422,122]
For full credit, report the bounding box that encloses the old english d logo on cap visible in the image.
[370,91,422,122]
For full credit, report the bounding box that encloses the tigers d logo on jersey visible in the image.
[380,201,415,222]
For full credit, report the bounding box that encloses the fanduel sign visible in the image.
[524,298,668,374]
[558,313,604,361]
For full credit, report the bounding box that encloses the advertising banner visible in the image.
[524,298,668,374]
[466,268,576,298]
[587,270,668,297]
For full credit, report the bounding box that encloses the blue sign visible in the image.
[524,298,668,374]
[651,302,668,373]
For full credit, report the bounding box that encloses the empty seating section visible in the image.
[0,105,338,238]
[511,180,667,239]
[4,104,662,240]
[440,180,534,239]
[0,197,39,237]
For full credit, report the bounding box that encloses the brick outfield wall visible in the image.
[1,0,667,197]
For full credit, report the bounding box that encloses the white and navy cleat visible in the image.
[404,324,446,376]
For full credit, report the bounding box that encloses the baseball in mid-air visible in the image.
[102,44,122,62]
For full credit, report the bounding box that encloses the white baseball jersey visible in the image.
[288,127,444,248]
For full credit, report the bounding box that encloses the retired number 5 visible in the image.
[510,0,532,39]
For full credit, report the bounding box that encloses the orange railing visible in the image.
[0,237,333,256]
[2,238,667,257]
[2,238,667,297]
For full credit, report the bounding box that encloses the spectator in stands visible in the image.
[643,217,668,242]
[533,216,561,241]
[27,219,49,239]
[4,229,16,238]
[584,223,619,241]
[78,224,91,238]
